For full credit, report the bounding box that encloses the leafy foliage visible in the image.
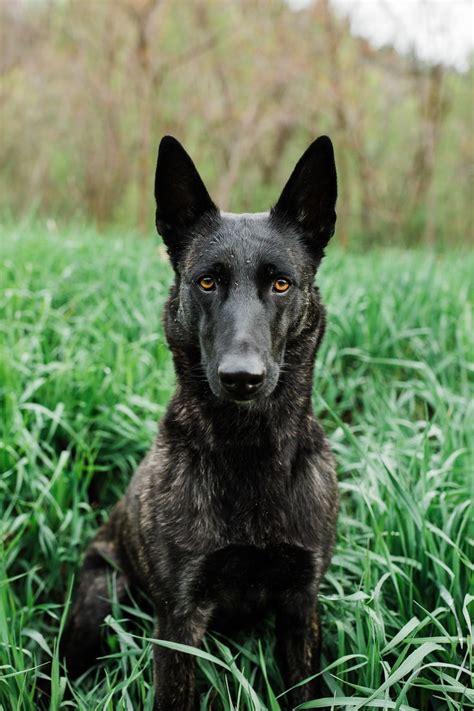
[1,0,472,245]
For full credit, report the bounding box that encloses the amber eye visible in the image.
[198,276,216,291]
[272,278,291,293]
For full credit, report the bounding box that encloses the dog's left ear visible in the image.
[154,136,218,266]
[271,136,337,253]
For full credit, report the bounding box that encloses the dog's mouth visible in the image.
[208,381,265,404]
[222,391,262,404]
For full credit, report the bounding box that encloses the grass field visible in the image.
[0,220,472,710]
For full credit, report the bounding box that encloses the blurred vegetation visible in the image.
[0,0,473,246]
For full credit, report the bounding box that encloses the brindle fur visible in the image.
[61,135,339,710]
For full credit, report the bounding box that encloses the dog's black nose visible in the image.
[218,357,265,399]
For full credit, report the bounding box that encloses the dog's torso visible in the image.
[116,405,338,631]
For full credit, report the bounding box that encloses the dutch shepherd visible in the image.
[61,135,339,710]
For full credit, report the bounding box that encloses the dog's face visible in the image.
[155,136,337,403]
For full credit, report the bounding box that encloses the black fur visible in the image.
[61,135,339,710]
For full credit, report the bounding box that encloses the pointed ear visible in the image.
[271,136,337,253]
[154,136,218,266]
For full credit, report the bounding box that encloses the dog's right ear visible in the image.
[154,136,218,267]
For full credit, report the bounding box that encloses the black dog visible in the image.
[61,135,339,710]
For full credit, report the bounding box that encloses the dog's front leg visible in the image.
[152,607,211,711]
[275,594,322,709]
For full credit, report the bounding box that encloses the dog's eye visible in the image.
[198,276,216,291]
[272,278,291,293]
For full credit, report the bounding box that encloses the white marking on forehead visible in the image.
[220,211,269,220]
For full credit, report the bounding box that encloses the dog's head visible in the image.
[155,136,337,403]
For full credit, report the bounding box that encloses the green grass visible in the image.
[0,219,472,710]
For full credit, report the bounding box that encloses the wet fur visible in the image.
[61,136,340,710]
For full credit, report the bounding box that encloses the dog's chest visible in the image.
[168,468,317,552]
[197,543,315,624]
[162,444,322,547]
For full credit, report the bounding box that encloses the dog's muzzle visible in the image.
[218,354,265,401]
